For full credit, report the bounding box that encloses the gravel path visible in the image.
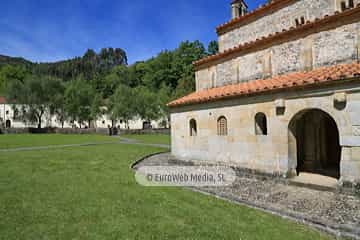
[134,152,360,239]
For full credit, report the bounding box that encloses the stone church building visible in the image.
[168,0,360,186]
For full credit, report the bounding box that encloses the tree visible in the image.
[128,62,147,87]
[174,73,195,99]
[108,84,135,128]
[208,40,219,55]
[142,51,176,90]
[49,78,67,128]
[6,75,63,128]
[158,84,172,127]
[1,39,211,128]
[0,65,28,94]
[90,94,103,128]
[64,78,95,128]
[102,65,130,98]
[133,86,161,122]
[172,40,206,97]
[30,47,127,83]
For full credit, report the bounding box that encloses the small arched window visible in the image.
[190,119,197,136]
[255,113,267,135]
[300,16,305,25]
[341,1,347,11]
[211,72,215,88]
[349,0,354,8]
[217,116,228,136]
[236,66,240,83]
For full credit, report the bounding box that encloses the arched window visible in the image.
[189,119,197,136]
[349,0,354,8]
[255,113,267,135]
[236,66,240,83]
[211,72,215,88]
[341,1,347,11]
[217,116,228,136]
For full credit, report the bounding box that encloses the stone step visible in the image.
[289,173,338,192]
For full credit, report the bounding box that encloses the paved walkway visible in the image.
[115,136,170,149]
[0,136,170,152]
[134,153,360,240]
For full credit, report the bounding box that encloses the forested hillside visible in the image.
[0,55,33,67]
[0,40,218,128]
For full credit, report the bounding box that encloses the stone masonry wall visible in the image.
[170,83,360,183]
[218,0,360,51]
[196,22,359,90]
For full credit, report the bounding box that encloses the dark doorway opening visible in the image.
[5,120,11,128]
[289,109,341,179]
[143,121,152,130]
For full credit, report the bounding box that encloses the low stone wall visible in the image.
[0,127,170,135]
[119,128,170,135]
[1,128,40,134]
[55,128,109,135]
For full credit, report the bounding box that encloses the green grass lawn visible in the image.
[121,134,170,145]
[0,134,118,149]
[0,135,334,239]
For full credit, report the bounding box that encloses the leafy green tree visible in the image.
[0,65,28,94]
[172,40,206,97]
[133,86,161,122]
[173,40,206,69]
[102,65,130,98]
[128,62,147,87]
[174,74,195,99]
[108,84,135,128]
[208,40,219,55]
[6,75,63,128]
[49,78,67,128]
[2,39,210,125]
[142,51,176,90]
[90,94,103,127]
[158,84,172,127]
[64,78,96,128]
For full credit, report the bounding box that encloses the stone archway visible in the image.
[288,109,341,179]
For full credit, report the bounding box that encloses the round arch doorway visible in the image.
[289,109,341,179]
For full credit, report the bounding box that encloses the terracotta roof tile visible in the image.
[168,62,360,107]
[0,96,6,104]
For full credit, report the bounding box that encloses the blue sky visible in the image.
[0,0,266,64]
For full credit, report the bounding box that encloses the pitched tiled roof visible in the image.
[218,0,295,35]
[168,62,360,107]
[197,6,360,70]
[0,96,6,104]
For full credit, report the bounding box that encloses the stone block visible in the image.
[353,126,360,136]
[352,147,360,162]
[340,136,360,147]
[349,112,360,125]
[334,92,347,103]
[275,99,285,108]
[347,100,360,111]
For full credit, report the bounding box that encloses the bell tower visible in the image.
[231,0,248,19]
